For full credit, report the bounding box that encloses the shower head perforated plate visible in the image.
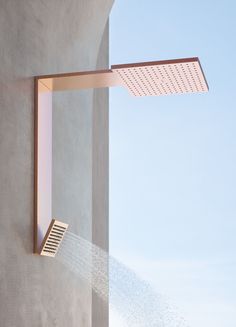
[39,219,68,257]
[111,57,209,97]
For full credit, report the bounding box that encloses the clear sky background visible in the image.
[109,1,236,326]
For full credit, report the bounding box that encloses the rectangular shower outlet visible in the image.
[111,57,209,96]
[39,219,68,257]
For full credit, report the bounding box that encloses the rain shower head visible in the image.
[39,219,68,257]
[111,57,209,96]
[36,57,208,96]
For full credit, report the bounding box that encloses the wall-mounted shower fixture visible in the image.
[34,57,209,255]
[39,219,68,257]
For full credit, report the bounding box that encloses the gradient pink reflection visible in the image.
[37,85,52,251]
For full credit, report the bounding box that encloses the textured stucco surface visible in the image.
[92,23,109,327]
[0,1,113,326]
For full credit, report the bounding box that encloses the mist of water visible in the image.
[56,231,188,327]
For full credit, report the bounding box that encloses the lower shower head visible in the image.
[39,219,68,257]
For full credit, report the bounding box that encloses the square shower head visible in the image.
[111,57,209,97]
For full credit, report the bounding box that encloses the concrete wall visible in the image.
[0,1,113,326]
[92,23,110,327]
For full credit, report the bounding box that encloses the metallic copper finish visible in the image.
[34,79,52,253]
[112,57,209,96]
[38,70,121,92]
[34,57,208,254]
[39,219,68,257]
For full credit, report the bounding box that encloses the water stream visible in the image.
[56,231,188,327]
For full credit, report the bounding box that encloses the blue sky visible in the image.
[109,1,236,326]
